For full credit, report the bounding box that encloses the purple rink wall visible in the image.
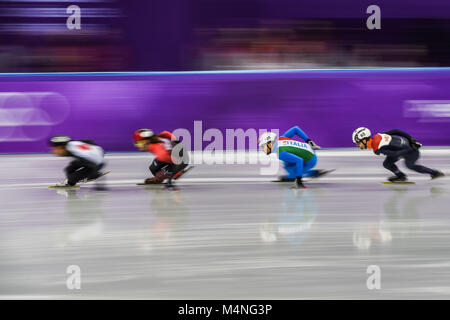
[0,68,450,153]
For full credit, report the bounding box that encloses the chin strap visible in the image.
[356,140,368,149]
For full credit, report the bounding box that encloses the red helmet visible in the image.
[133,128,154,142]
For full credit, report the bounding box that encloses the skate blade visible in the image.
[312,169,336,179]
[85,171,111,183]
[382,181,415,185]
[49,185,80,189]
[321,169,336,175]
[173,166,194,180]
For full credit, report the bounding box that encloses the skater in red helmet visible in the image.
[352,127,444,183]
[133,129,190,186]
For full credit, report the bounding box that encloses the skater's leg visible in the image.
[87,163,105,180]
[149,159,165,176]
[279,152,304,178]
[147,160,173,184]
[383,156,405,178]
[172,163,189,180]
[303,155,318,177]
[279,151,306,188]
[63,160,80,186]
[172,162,188,175]
[65,160,96,186]
[65,160,82,176]
[283,162,298,179]
[403,150,437,176]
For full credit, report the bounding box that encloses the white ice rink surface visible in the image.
[0,149,449,299]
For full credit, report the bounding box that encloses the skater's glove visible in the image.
[306,139,321,150]
[409,138,422,150]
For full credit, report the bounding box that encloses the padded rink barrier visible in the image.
[1,68,450,153]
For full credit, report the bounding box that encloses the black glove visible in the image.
[306,139,321,150]
[409,138,422,150]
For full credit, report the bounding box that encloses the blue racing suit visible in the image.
[273,126,319,179]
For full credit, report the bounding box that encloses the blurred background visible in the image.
[1,0,450,72]
[1,0,450,152]
[2,1,450,301]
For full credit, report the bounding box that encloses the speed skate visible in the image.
[48,171,110,189]
[48,184,81,190]
[382,181,415,185]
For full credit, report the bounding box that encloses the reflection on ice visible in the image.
[352,186,447,250]
[0,153,449,298]
[259,188,318,246]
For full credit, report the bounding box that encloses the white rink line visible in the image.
[0,295,67,300]
[0,176,446,189]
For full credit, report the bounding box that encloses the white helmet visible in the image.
[259,132,277,147]
[352,127,371,144]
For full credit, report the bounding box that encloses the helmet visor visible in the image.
[134,140,147,148]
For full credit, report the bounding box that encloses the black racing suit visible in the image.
[374,129,437,177]
[149,140,189,181]
[65,139,105,186]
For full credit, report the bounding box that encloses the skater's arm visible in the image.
[158,131,176,141]
[282,126,321,149]
[384,129,423,150]
[282,126,309,141]
[383,129,412,140]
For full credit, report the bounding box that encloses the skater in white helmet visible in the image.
[259,126,332,189]
[352,127,444,182]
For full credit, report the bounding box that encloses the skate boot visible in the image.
[165,174,180,190]
[431,171,445,180]
[388,174,407,183]
[54,179,76,188]
[49,179,79,189]
[291,177,307,189]
[144,177,163,184]
[55,179,71,187]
